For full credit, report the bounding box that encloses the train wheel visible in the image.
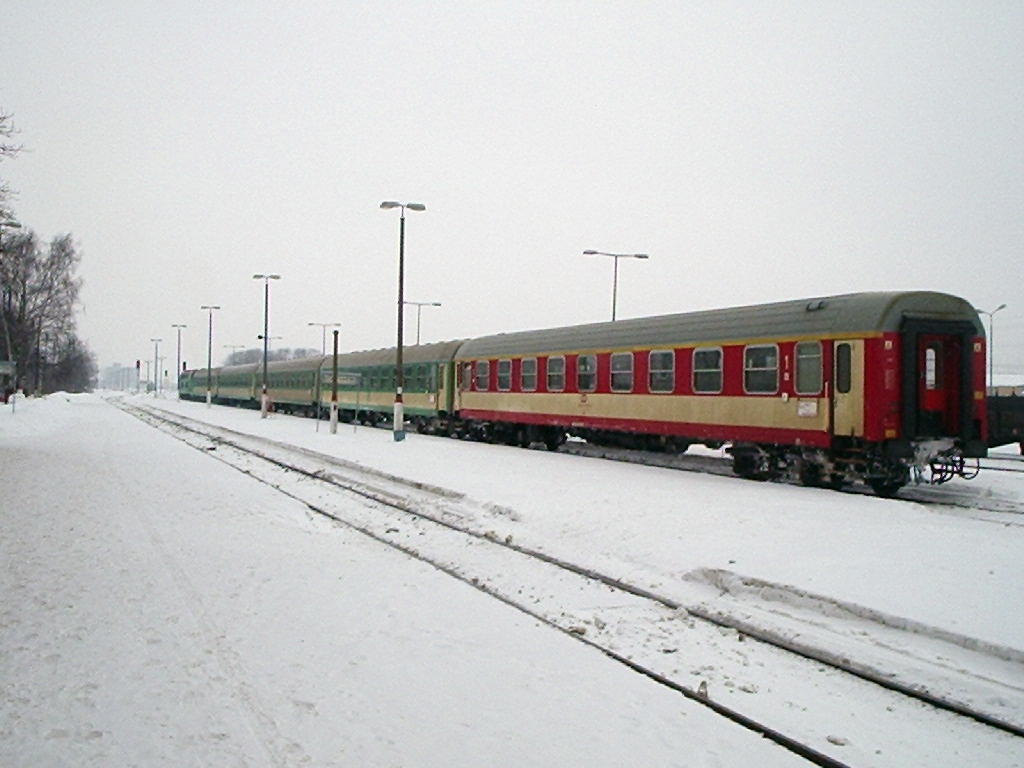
[868,479,903,498]
[827,474,847,491]
[543,429,565,452]
[798,463,823,487]
[733,453,765,480]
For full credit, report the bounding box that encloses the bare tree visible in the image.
[0,113,94,395]
[1,230,93,392]
[0,110,22,223]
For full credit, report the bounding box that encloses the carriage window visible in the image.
[693,347,722,393]
[577,354,597,392]
[521,358,537,391]
[925,344,941,390]
[461,363,472,391]
[610,352,633,392]
[795,341,822,395]
[547,356,565,392]
[649,350,675,393]
[497,359,512,391]
[475,360,490,391]
[836,343,852,394]
[744,345,779,393]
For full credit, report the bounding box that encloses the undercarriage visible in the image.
[728,437,980,497]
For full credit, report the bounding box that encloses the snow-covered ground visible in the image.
[3,392,1023,767]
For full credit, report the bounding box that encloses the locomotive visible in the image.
[180,291,988,496]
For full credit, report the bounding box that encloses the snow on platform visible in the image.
[2,394,802,767]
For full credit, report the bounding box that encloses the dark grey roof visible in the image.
[217,362,260,375]
[266,356,328,373]
[318,340,466,369]
[186,341,468,376]
[455,291,983,358]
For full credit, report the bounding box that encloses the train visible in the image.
[179,290,989,496]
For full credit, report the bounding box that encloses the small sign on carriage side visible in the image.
[797,399,818,418]
[319,369,362,388]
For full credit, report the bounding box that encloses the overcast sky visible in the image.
[3,1,1022,378]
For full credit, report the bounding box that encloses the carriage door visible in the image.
[916,334,962,437]
[831,340,864,437]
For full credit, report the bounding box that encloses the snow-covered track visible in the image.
[563,441,1024,519]
[986,453,1024,464]
[977,457,1024,474]
[160,398,1024,519]
[118,401,1024,765]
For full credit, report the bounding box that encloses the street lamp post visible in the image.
[403,301,442,345]
[380,201,426,442]
[583,250,650,321]
[307,322,342,355]
[201,305,220,407]
[253,274,281,418]
[330,329,340,434]
[150,338,162,397]
[171,324,187,396]
[976,304,1008,391]
[308,323,340,426]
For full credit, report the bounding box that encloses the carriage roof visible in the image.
[455,291,983,358]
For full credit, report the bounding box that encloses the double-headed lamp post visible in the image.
[583,250,649,321]
[253,274,281,418]
[171,324,187,395]
[380,201,426,442]
[150,338,162,396]
[975,303,1008,391]
[403,301,442,345]
[308,322,342,355]
[201,305,220,407]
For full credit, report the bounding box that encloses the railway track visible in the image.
[165,397,1024,518]
[980,454,1024,474]
[561,442,1024,519]
[118,399,1024,767]
[986,453,1024,463]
